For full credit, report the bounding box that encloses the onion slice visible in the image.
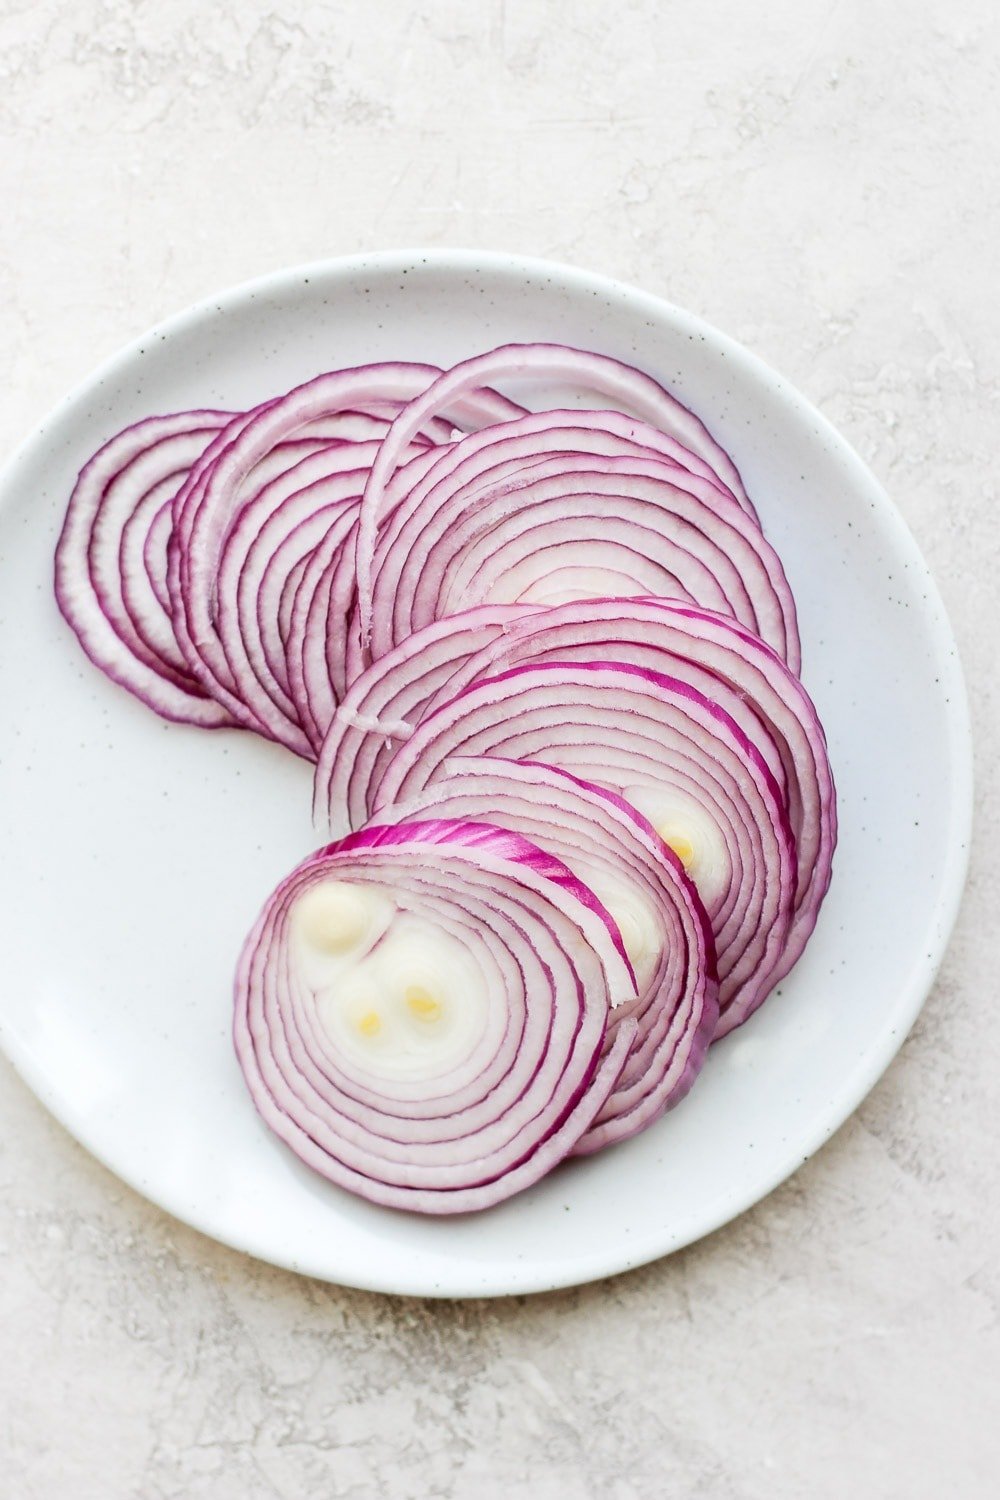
[376,758,718,1150]
[371,659,797,1031]
[54,411,237,727]
[168,364,523,735]
[315,603,541,833]
[54,336,838,1214]
[356,343,755,648]
[234,817,638,1213]
[366,453,798,670]
[410,598,836,979]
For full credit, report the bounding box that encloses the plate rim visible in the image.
[0,247,974,1297]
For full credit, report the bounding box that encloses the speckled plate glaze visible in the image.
[0,251,972,1297]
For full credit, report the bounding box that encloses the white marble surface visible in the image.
[1,2,996,1495]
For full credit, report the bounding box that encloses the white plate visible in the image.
[0,251,972,1297]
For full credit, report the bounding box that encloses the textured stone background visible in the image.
[1,2,997,1496]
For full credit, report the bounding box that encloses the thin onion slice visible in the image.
[213,440,436,755]
[54,335,838,1214]
[366,452,798,670]
[54,410,237,727]
[168,364,523,735]
[319,598,834,983]
[411,598,835,979]
[315,603,541,833]
[376,758,718,1150]
[234,817,638,1213]
[371,659,797,1031]
[356,342,755,648]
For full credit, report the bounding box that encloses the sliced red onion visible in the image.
[284,446,453,744]
[168,365,521,738]
[356,343,754,648]
[372,660,797,1031]
[366,452,798,670]
[411,598,835,979]
[315,604,541,833]
[375,758,718,1151]
[299,403,460,447]
[284,515,363,752]
[55,337,838,1214]
[234,818,638,1213]
[213,440,432,755]
[54,411,238,727]
[276,551,311,655]
[368,407,745,561]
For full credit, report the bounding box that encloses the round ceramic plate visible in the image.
[0,251,971,1297]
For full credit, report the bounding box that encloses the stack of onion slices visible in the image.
[55,342,835,1214]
